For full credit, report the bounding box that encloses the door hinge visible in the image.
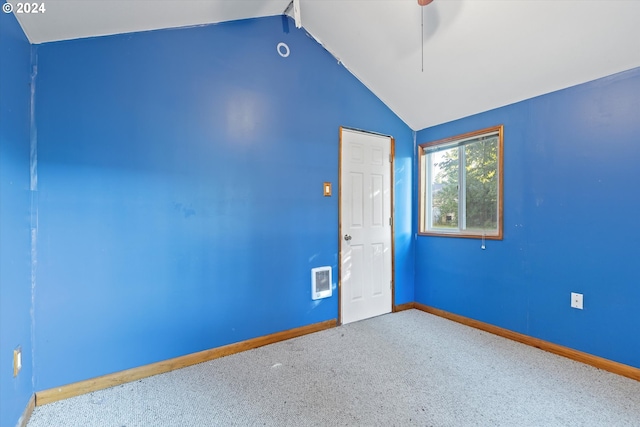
[389,217,393,226]
[389,153,393,163]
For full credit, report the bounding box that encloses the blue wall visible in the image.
[0,7,35,427]
[415,67,640,369]
[32,17,413,391]
[6,10,637,426]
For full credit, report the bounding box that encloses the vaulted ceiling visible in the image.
[10,0,640,130]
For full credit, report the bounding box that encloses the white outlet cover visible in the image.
[13,347,22,377]
[571,292,584,310]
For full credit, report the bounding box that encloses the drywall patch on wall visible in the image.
[30,50,38,192]
[29,45,39,394]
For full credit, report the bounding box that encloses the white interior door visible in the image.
[340,128,393,324]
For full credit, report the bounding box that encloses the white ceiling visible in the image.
[10,0,640,130]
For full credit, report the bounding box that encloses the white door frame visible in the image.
[338,126,395,325]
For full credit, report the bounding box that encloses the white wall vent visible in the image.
[311,266,332,300]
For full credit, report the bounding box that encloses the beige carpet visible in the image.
[28,310,640,426]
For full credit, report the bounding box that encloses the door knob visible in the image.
[344,234,352,241]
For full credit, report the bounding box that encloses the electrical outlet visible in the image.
[571,292,583,310]
[13,346,22,377]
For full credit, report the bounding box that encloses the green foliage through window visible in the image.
[419,126,503,239]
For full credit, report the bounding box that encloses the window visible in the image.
[419,125,503,239]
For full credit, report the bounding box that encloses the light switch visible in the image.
[323,182,332,197]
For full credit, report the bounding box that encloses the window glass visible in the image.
[419,126,503,239]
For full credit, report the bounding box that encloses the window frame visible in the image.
[418,125,504,240]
